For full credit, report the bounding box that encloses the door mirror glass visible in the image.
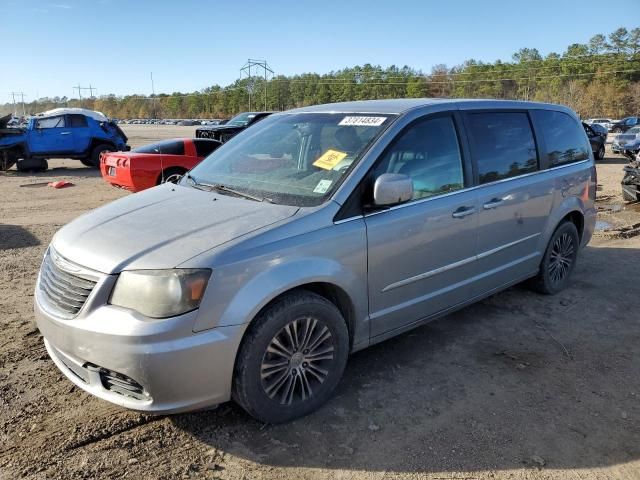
[373,173,413,206]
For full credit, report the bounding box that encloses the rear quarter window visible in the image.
[194,139,221,157]
[133,140,185,155]
[68,114,88,128]
[533,110,590,167]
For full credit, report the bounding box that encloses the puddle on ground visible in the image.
[595,220,614,231]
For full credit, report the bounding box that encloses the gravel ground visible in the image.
[1,126,639,480]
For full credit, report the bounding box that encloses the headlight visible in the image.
[110,269,211,318]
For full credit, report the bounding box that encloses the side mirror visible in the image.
[373,173,413,206]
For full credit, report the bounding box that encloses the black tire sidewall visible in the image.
[158,167,186,185]
[233,291,349,424]
[90,144,113,168]
[597,145,605,160]
[539,222,579,294]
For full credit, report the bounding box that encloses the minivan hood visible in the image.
[52,184,299,273]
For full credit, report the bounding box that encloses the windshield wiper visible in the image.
[185,174,274,203]
[209,184,275,203]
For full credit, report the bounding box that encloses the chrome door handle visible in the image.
[483,198,504,209]
[452,206,476,218]
[60,131,71,135]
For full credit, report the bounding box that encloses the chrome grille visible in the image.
[38,250,97,318]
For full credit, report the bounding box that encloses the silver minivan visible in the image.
[35,99,597,423]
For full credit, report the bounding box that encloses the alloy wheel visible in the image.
[548,232,574,285]
[260,317,335,405]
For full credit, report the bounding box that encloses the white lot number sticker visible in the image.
[338,116,386,127]
[313,179,333,194]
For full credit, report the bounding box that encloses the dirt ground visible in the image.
[1,126,639,480]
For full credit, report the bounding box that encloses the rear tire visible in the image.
[596,144,605,160]
[16,158,48,172]
[233,290,349,424]
[529,221,579,295]
[88,144,113,168]
[157,167,186,185]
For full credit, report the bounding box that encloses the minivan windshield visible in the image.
[186,112,394,206]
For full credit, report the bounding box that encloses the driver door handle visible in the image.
[483,197,505,209]
[60,131,72,135]
[452,206,476,218]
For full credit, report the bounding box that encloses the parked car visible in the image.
[34,99,596,424]
[100,138,222,192]
[195,111,273,142]
[622,158,640,201]
[584,118,613,132]
[612,126,640,154]
[583,122,606,160]
[610,116,639,133]
[621,138,640,162]
[0,108,129,172]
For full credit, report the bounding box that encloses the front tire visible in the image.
[529,221,580,295]
[233,290,349,424]
[596,144,605,160]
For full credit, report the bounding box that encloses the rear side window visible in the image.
[68,114,88,128]
[533,110,590,167]
[466,112,538,184]
[133,140,185,155]
[194,139,221,157]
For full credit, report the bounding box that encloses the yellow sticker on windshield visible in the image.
[313,149,348,170]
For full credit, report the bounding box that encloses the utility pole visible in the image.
[10,92,26,116]
[150,72,156,119]
[72,84,97,107]
[240,59,274,111]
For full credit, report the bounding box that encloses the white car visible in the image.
[585,118,613,131]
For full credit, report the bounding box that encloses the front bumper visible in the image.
[34,281,246,414]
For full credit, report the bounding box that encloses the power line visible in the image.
[9,66,640,107]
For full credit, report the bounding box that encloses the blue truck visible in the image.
[0,108,129,172]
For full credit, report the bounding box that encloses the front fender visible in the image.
[191,218,369,348]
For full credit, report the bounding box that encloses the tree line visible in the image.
[3,27,639,120]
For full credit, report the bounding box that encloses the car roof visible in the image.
[36,108,108,122]
[283,98,575,115]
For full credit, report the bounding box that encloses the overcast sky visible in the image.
[2,0,638,100]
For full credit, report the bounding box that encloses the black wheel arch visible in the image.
[241,283,356,353]
[88,138,116,154]
[563,210,585,242]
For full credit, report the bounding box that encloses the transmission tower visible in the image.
[9,92,26,116]
[240,59,274,111]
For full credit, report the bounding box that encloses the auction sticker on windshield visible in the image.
[313,149,348,170]
[339,116,386,127]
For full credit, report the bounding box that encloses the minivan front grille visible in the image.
[38,250,97,318]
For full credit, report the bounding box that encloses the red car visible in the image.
[100,138,221,192]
